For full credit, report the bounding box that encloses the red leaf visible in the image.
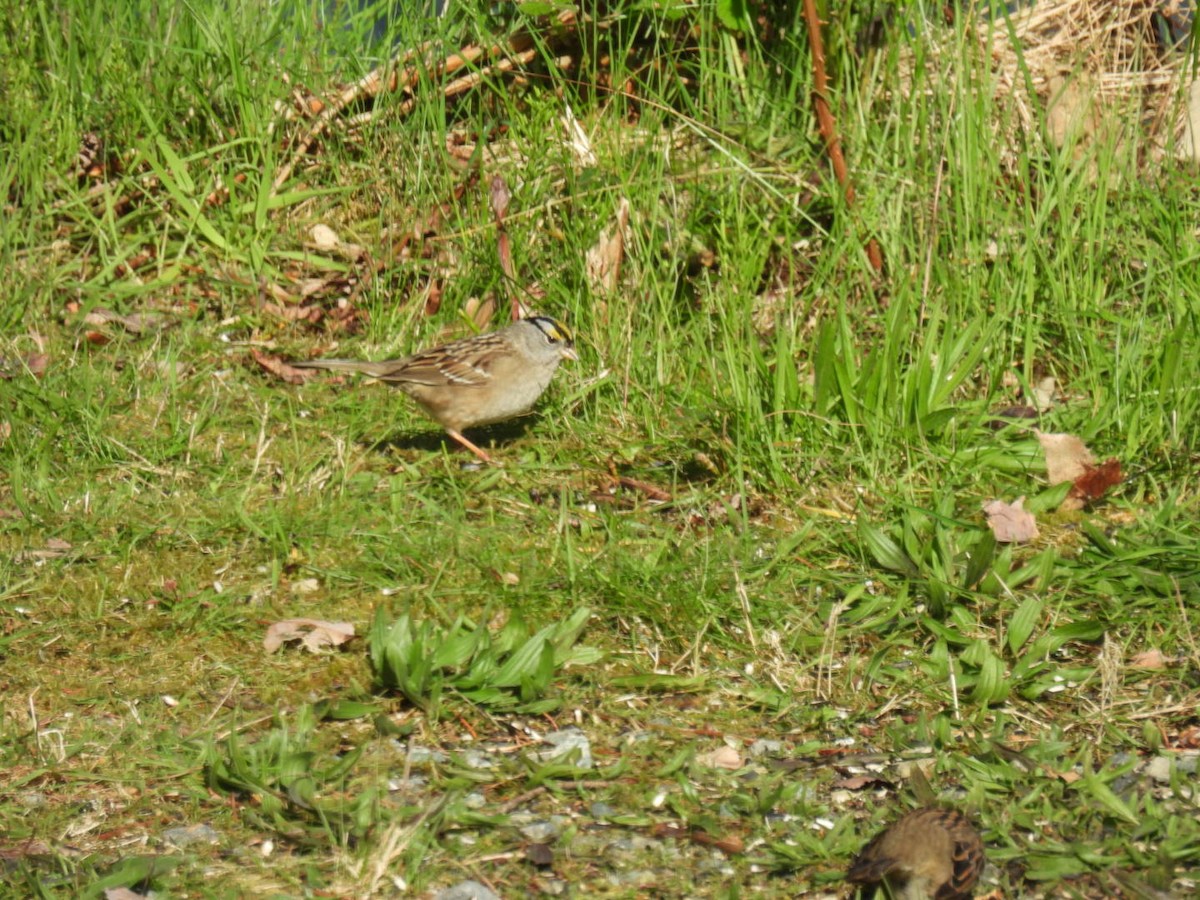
[1069,458,1122,502]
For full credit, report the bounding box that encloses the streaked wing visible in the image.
[378,342,496,387]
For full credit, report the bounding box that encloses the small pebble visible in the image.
[435,880,500,900]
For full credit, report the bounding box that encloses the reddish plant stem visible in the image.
[801,0,884,275]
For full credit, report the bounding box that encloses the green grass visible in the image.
[3,1,1200,896]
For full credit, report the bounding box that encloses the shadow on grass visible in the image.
[364,416,543,461]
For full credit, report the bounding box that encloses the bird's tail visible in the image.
[289,358,395,378]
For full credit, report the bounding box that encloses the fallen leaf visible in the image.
[561,103,597,166]
[1036,431,1096,485]
[0,839,54,860]
[1030,376,1058,411]
[696,745,744,770]
[1069,458,1122,503]
[1175,726,1200,749]
[688,829,744,854]
[83,307,169,335]
[264,618,355,653]
[261,301,323,324]
[983,497,1039,543]
[252,349,320,385]
[463,296,497,332]
[831,774,894,791]
[14,538,74,562]
[309,223,340,250]
[1129,649,1171,670]
[489,174,511,221]
[585,198,631,294]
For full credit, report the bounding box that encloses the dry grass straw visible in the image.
[903,0,1198,163]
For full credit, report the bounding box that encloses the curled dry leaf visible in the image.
[983,496,1040,543]
[252,348,320,385]
[263,618,356,653]
[585,197,631,294]
[1036,430,1096,485]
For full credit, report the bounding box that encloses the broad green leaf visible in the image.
[1007,596,1043,655]
[970,650,1010,704]
[313,699,376,721]
[963,530,996,589]
[715,0,751,31]
[1076,770,1139,824]
[859,519,919,576]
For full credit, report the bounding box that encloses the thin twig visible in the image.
[801,0,884,276]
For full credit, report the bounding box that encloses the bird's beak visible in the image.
[562,346,579,362]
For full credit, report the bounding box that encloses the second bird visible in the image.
[845,806,985,900]
[292,316,577,464]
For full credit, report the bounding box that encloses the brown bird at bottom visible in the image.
[845,806,985,900]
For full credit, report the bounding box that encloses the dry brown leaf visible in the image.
[252,348,320,385]
[83,307,169,335]
[696,745,744,770]
[1036,430,1096,484]
[489,174,510,221]
[1030,376,1059,411]
[688,830,744,854]
[585,197,630,294]
[263,618,355,653]
[21,353,49,377]
[1129,649,1171,670]
[309,223,340,250]
[832,774,893,791]
[983,496,1040,543]
[561,103,597,166]
[15,538,73,562]
[0,838,54,860]
[1176,726,1200,749]
[463,296,497,332]
[1069,458,1122,503]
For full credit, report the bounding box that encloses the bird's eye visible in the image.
[532,317,572,345]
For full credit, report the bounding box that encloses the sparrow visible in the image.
[290,316,577,464]
[845,806,985,900]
